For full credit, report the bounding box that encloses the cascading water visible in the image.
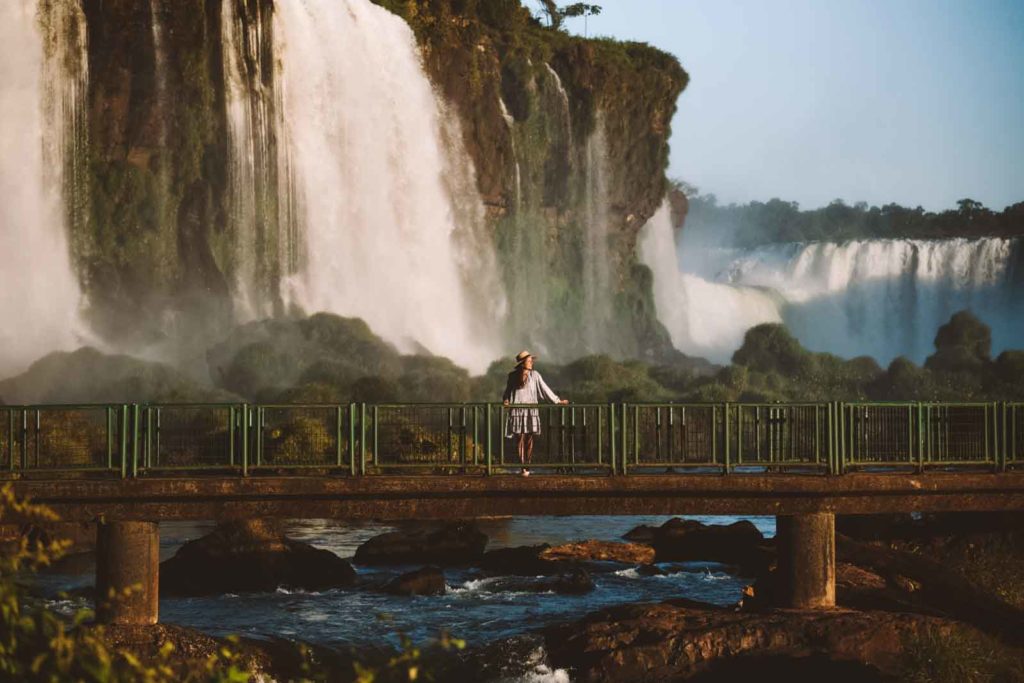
[581,115,614,351]
[641,198,1022,364]
[0,0,86,377]
[221,0,293,320]
[271,0,503,372]
[689,237,1023,363]
[638,202,782,362]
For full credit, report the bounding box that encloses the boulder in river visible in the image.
[477,544,562,575]
[384,566,447,596]
[540,540,655,565]
[354,521,488,566]
[160,520,356,596]
[543,600,957,682]
[625,518,772,576]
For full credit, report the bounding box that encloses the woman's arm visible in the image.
[535,372,566,404]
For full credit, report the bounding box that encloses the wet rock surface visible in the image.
[384,566,447,596]
[543,601,953,682]
[540,540,655,565]
[354,521,487,566]
[477,544,565,575]
[624,518,773,576]
[160,520,355,596]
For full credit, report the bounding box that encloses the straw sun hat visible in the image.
[513,350,536,367]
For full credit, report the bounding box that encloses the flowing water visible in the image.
[270,0,502,372]
[641,201,1022,364]
[0,0,86,377]
[40,515,770,681]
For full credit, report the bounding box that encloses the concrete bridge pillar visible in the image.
[95,520,159,625]
[775,512,835,609]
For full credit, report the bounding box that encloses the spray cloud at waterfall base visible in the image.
[640,200,1023,366]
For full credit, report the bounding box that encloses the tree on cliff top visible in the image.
[536,1,601,30]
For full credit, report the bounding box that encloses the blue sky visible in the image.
[550,1,1024,211]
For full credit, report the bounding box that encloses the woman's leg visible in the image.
[525,434,535,464]
[516,433,526,465]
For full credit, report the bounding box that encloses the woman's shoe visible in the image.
[521,468,531,477]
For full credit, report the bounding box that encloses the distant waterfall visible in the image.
[692,237,1022,364]
[638,202,782,362]
[642,198,1022,364]
[0,1,86,376]
[268,0,503,372]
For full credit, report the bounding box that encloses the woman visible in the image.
[502,350,567,476]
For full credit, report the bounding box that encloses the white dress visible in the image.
[502,370,561,437]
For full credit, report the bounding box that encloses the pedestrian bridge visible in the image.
[4,401,1023,625]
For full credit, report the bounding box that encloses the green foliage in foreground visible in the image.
[0,486,460,682]
[0,485,252,682]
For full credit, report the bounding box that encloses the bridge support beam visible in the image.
[776,512,835,609]
[95,521,159,625]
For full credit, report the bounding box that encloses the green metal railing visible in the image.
[0,401,1020,478]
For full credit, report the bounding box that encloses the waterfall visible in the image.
[221,0,293,320]
[270,0,503,372]
[644,200,1022,364]
[0,0,86,377]
[581,115,614,351]
[693,237,1023,364]
[638,202,782,362]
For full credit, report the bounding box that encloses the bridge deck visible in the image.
[13,472,1024,521]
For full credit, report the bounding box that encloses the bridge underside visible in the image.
[13,472,1024,522]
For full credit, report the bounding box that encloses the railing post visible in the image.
[723,402,731,475]
[131,404,140,478]
[228,406,235,468]
[241,404,249,477]
[106,406,114,471]
[620,403,628,475]
[486,403,493,476]
[120,405,128,479]
[360,403,367,476]
[336,404,344,469]
[999,402,1008,473]
[608,403,617,475]
[349,403,357,477]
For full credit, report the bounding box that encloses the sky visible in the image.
[551,1,1024,211]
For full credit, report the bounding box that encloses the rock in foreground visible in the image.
[354,521,487,566]
[625,518,772,575]
[540,540,655,565]
[161,520,355,596]
[384,566,447,596]
[544,601,955,682]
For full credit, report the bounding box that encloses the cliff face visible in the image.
[80,0,230,345]
[378,0,688,358]
[74,0,687,363]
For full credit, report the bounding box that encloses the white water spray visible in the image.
[272,0,503,372]
[689,237,1022,363]
[0,0,86,377]
[581,115,614,350]
[642,198,1022,364]
[638,202,782,362]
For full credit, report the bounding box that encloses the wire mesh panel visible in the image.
[1008,403,1023,467]
[732,404,829,470]
[628,404,721,470]
[142,405,238,471]
[0,408,12,471]
[367,404,482,472]
[254,405,347,469]
[923,403,995,467]
[19,406,121,471]
[843,403,918,469]
[495,404,610,472]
